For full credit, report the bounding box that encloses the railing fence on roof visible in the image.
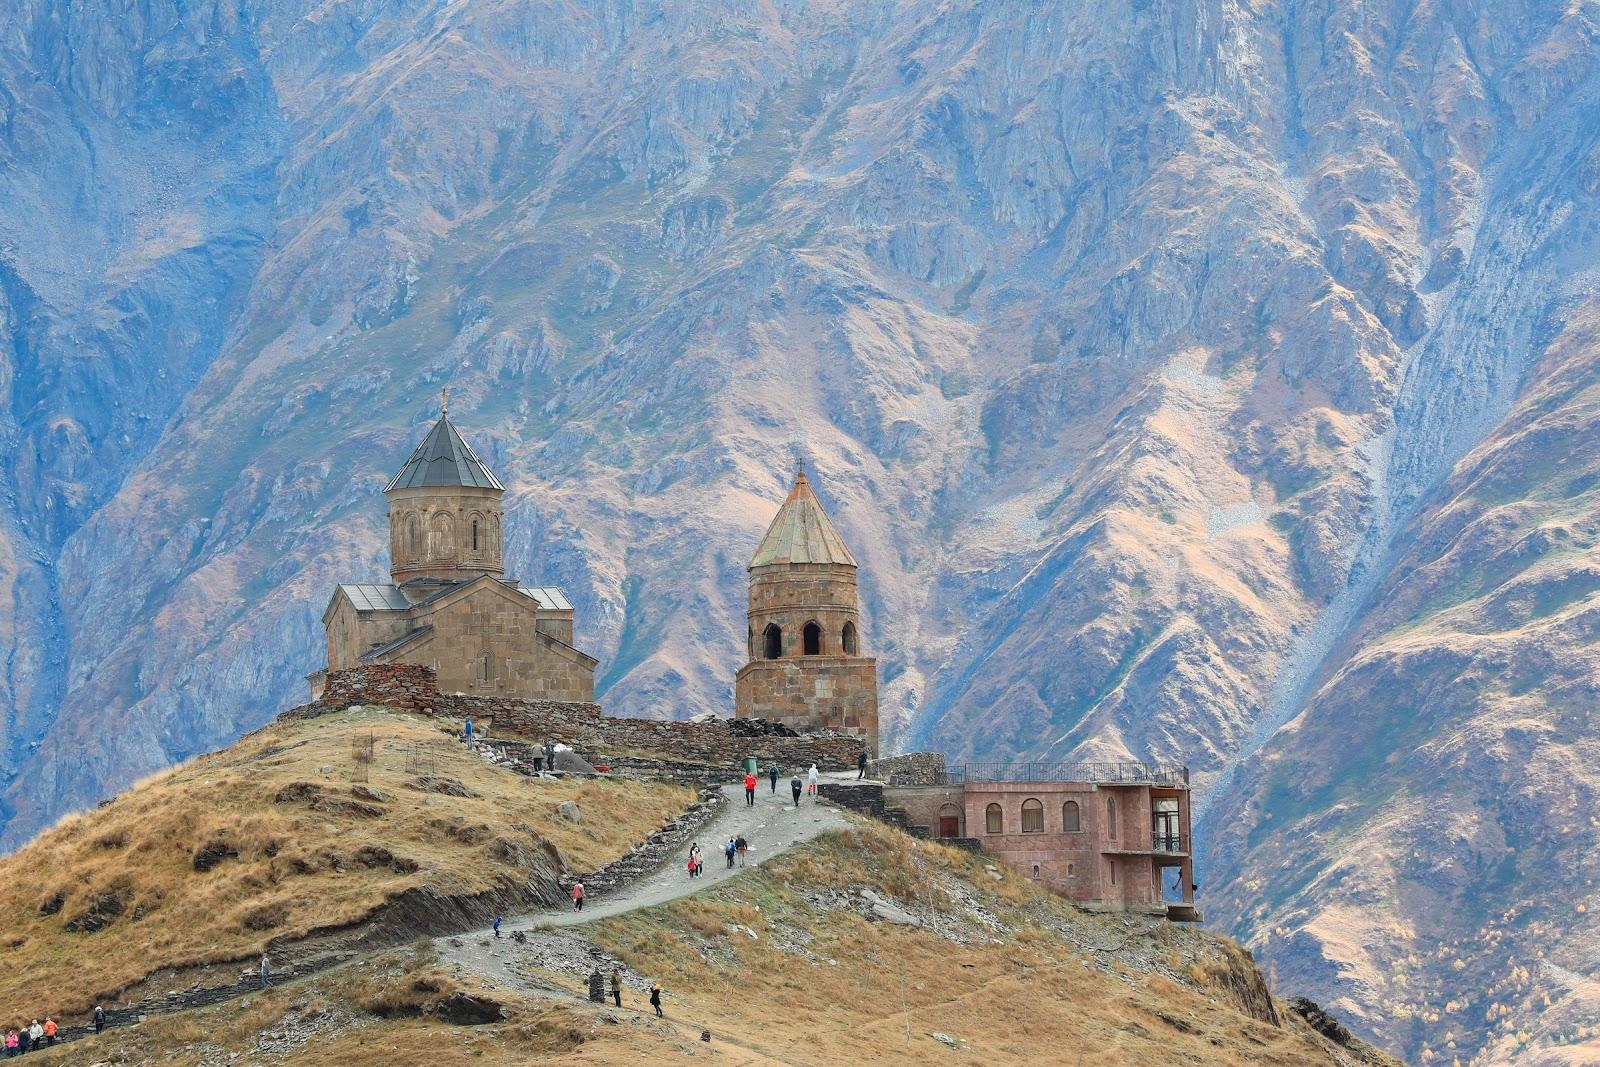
[943,761,1188,787]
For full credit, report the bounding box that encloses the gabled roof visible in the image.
[749,471,857,568]
[385,415,504,491]
[521,586,573,611]
[337,583,411,612]
[360,625,434,662]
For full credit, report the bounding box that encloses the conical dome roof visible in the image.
[749,472,857,568]
[385,416,504,491]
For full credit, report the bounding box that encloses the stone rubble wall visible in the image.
[871,751,947,785]
[305,663,863,771]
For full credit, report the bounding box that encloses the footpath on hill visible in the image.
[437,778,850,984]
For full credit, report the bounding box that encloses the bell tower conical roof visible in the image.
[385,415,504,492]
[749,471,857,568]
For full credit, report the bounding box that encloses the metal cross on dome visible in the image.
[441,386,449,417]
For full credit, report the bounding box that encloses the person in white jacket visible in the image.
[807,764,819,796]
[28,1020,43,1048]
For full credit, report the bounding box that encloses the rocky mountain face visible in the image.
[3,0,1598,1061]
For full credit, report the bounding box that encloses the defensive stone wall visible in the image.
[306,664,863,772]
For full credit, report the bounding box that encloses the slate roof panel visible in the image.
[385,416,504,492]
[339,583,411,612]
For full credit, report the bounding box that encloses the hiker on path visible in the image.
[735,834,748,867]
[492,914,503,938]
[5,1028,16,1056]
[807,763,819,796]
[609,966,623,1008]
[93,1006,105,1034]
[27,1021,41,1050]
[687,843,703,878]
[724,837,737,869]
[768,762,780,793]
[790,776,802,807]
[260,952,271,988]
[464,718,475,747]
[41,1020,54,1048]
[858,750,869,779]
[571,881,586,912]
[743,771,757,807]
[650,983,663,1018]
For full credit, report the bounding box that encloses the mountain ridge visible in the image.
[4,1,1600,1062]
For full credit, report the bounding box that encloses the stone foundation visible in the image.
[303,664,866,772]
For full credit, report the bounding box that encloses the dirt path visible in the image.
[433,780,850,1060]
[445,780,847,946]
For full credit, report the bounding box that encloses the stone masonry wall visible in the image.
[871,751,946,785]
[308,664,863,771]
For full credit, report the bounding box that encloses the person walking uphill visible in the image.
[743,771,757,807]
[571,881,586,912]
[858,750,869,779]
[650,983,663,1018]
[724,837,737,869]
[260,952,271,988]
[807,763,819,796]
[492,914,503,938]
[768,762,780,794]
[609,966,623,1008]
[790,775,802,807]
[735,834,748,867]
[41,1019,54,1048]
[93,1006,105,1035]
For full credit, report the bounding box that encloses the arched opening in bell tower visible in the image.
[762,624,782,660]
[841,621,858,655]
[802,621,822,655]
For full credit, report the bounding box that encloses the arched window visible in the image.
[841,621,858,655]
[1021,798,1044,833]
[803,621,822,655]
[762,624,782,660]
[478,652,492,683]
[937,804,961,839]
[1031,864,1041,879]
[1105,796,1117,838]
[985,803,1003,834]
[471,516,480,552]
[1062,800,1081,832]
[748,627,755,660]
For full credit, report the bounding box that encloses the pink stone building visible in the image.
[884,763,1200,921]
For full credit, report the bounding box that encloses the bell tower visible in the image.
[384,400,506,586]
[734,470,878,755]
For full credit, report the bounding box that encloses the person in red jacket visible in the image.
[571,881,585,912]
[743,771,758,807]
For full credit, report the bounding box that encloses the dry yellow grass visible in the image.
[572,821,1392,1066]
[0,708,693,1019]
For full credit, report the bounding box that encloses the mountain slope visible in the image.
[3,1,1600,1062]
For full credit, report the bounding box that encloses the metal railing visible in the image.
[943,761,1189,787]
[1152,833,1187,853]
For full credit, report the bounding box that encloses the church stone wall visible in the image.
[325,598,411,672]
[735,657,878,756]
[746,562,861,658]
[310,664,862,771]
[417,587,594,702]
[388,484,505,584]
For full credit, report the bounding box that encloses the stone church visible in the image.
[308,412,596,702]
[734,471,879,755]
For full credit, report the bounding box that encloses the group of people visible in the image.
[3,1016,64,1055]
[749,762,825,807]
[587,966,663,1018]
